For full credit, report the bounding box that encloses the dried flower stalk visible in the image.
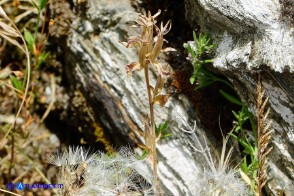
[257,76,273,195]
[121,10,175,195]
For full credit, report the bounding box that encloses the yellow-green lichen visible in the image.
[93,122,114,153]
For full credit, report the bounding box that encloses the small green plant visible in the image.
[0,2,53,195]
[0,0,50,144]
[24,0,50,68]
[229,105,258,192]
[155,121,173,140]
[184,31,234,92]
[184,32,214,84]
[185,31,269,194]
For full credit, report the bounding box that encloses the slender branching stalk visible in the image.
[121,10,175,195]
[257,75,273,195]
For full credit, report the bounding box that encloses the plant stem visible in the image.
[0,15,31,147]
[144,64,161,195]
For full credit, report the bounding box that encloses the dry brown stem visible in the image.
[257,75,273,195]
[122,10,175,195]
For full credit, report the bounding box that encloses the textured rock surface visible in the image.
[48,0,294,195]
[50,0,217,195]
[184,0,294,194]
[185,0,294,72]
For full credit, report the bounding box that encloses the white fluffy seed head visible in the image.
[49,146,155,196]
[178,120,250,195]
[47,146,97,167]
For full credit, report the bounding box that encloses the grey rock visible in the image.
[49,0,294,194]
[55,0,214,195]
[184,0,294,194]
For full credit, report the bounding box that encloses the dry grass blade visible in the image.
[14,9,36,24]
[0,21,20,36]
[219,136,233,171]
[0,31,25,53]
[0,5,8,17]
[0,188,21,196]
[0,5,31,148]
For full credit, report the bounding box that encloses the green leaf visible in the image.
[161,122,172,139]
[155,124,160,136]
[235,125,241,132]
[232,110,239,120]
[10,76,23,91]
[203,59,213,64]
[190,75,196,84]
[155,121,172,140]
[39,0,47,10]
[241,157,248,173]
[243,146,254,155]
[162,133,173,139]
[229,132,252,154]
[219,90,243,105]
[37,52,50,69]
[24,30,35,52]
[229,132,238,140]
[160,121,169,131]
[134,150,149,160]
[192,31,197,43]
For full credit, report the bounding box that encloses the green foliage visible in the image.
[31,0,47,12]
[229,105,258,192]
[185,31,259,193]
[240,156,258,191]
[155,121,172,140]
[24,27,49,69]
[219,92,258,192]
[219,90,243,106]
[37,52,50,69]
[10,75,23,92]
[24,29,35,52]
[24,1,49,69]
[184,31,215,85]
[134,149,149,160]
[184,32,235,91]
[38,0,47,11]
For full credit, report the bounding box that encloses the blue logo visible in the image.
[16,182,25,191]
[6,182,14,191]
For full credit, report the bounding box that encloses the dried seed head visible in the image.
[122,10,175,77]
